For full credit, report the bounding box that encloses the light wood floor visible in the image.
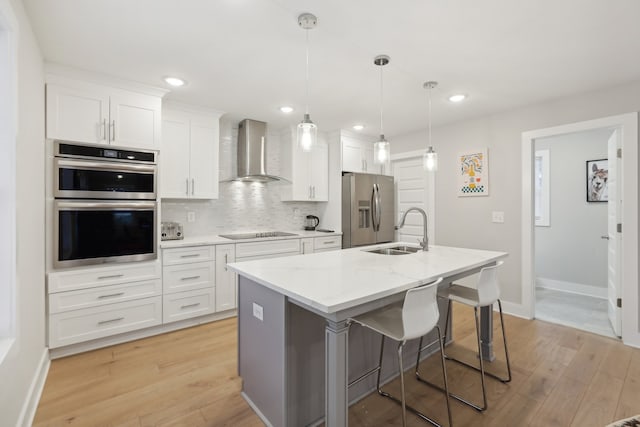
[34,304,640,427]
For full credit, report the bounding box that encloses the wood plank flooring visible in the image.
[33,304,640,426]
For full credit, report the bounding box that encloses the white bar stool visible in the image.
[348,277,453,427]
[415,260,511,412]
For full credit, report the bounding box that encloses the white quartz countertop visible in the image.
[160,230,342,249]
[228,243,508,314]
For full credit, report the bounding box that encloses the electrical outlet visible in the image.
[187,211,196,223]
[492,211,505,223]
[252,303,263,321]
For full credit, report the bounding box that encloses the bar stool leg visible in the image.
[498,300,512,382]
[436,326,453,427]
[398,341,407,427]
[376,335,386,393]
[473,307,488,411]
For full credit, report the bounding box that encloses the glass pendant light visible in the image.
[373,55,390,164]
[423,81,438,171]
[297,13,317,152]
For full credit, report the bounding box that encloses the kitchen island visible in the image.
[228,243,508,427]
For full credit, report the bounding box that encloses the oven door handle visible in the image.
[55,158,156,174]
[55,200,157,210]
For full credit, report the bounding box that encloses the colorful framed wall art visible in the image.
[459,148,489,197]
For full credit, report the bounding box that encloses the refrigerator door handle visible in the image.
[371,185,378,231]
[372,184,381,232]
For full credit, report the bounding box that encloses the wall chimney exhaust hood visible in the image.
[232,119,285,182]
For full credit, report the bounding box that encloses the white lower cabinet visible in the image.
[215,244,236,312]
[161,246,216,323]
[49,296,162,348]
[314,236,342,252]
[301,238,314,254]
[163,287,216,323]
[47,261,162,349]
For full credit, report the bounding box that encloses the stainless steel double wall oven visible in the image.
[53,141,158,268]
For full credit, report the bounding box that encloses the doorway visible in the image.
[521,113,640,347]
[533,128,617,338]
[390,151,435,244]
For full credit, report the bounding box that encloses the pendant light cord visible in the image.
[428,85,432,147]
[379,65,384,136]
[305,29,310,115]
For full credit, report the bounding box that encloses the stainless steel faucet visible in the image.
[395,207,429,251]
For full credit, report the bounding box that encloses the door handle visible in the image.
[601,235,610,240]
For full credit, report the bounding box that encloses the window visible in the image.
[534,149,550,226]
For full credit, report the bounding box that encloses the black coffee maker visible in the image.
[304,215,320,231]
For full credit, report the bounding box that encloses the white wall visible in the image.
[535,129,611,290]
[391,80,640,307]
[0,0,46,425]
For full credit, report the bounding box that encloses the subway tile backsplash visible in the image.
[161,118,323,237]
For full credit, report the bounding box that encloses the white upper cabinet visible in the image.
[46,79,162,150]
[341,134,390,175]
[161,105,222,199]
[280,127,329,202]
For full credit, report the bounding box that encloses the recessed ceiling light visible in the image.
[352,124,364,131]
[449,94,467,103]
[164,76,186,87]
[280,106,294,113]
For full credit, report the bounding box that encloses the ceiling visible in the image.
[23,0,640,138]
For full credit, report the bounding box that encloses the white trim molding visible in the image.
[17,349,50,427]
[536,277,607,299]
[522,113,639,348]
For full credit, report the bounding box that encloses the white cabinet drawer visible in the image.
[162,262,214,294]
[49,279,161,314]
[162,246,215,265]
[236,239,300,259]
[314,236,342,250]
[49,296,162,348]
[48,261,161,293]
[163,288,216,323]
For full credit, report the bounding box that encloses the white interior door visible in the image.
[391,155,434,245]
[607,129,622,337]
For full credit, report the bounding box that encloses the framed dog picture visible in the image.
[586,159,608,202]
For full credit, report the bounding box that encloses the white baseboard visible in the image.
[536,277,607,299]
[499,300,532,319]
[16,348,50,427]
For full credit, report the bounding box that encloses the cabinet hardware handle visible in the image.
[224,253,228,271]
[180,254,200,258]
[601,235,610,240]
[186,178,189,195]
[312,186,315,199]
[110,120,115,142]
[180,275,201,281]
[98,292,125,299]
[97,274,124,280]
[101,119,107,140]
[323,241,335,245]
[98,317,124,325]
[309,186,312,199]
[180,303,201,309]
[192,179,195,195]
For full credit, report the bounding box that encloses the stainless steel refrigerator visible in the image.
[342,172,395,248]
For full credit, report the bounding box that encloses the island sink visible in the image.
[365,245,421,255]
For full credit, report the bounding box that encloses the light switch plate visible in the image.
[252,303,263,321]
[492,211,505,223]
[187,211,196,222]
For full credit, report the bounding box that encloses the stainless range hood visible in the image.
[234,119,284,182]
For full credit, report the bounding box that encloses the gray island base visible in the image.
[230,244,508,427]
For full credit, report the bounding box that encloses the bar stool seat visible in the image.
[348,277,452,427]
[416,260,511,413]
